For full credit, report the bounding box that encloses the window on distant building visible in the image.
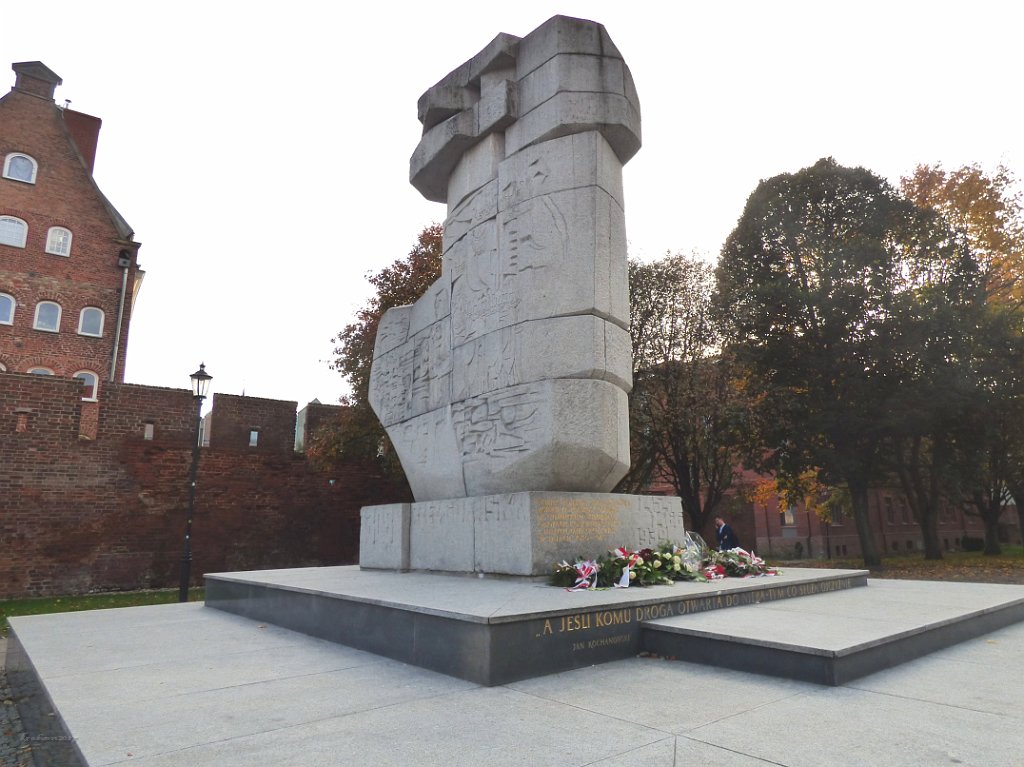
[78,307,104,336]
[143,422,155,440]
[0,292,14,324]
[248,429,260,447]
[3,153,37,184]
[45,226,72,256]
[34,301,61,332]
[0,362,6,372]
[884,496,895,524]
[0,216,28,248]
[780,505,796,526]
[898,497,910,524]
[27,367,54,375]
[73,370,99,401]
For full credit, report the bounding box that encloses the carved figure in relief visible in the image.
[369,15,641,501]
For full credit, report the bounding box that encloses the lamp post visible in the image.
[180,363,212,602]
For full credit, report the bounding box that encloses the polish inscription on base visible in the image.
[535,497,627,548]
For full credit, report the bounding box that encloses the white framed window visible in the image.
[45,227,72,256]
[78,307,104,337]
[0,216,28,248]
[0,292,14,324]
[27,367,54,375]
[33,301,61,332]
[248,429,260,447]
[73,370,99,401]
[3,153,37,184]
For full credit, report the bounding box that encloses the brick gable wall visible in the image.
[0,86,139,382]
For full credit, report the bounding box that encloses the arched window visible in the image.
[78,307,104,337]
[0,216,28,248]
[27,367,54,375]
[73,370,99,401]
[46,227,72,256]
[33,301,61,332]
[0,292,14,324]
[0,362,6,372]
[3,153,37,184]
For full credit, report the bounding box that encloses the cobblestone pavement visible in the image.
[1,667,36,767]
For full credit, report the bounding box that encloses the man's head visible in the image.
[714,516,725,527]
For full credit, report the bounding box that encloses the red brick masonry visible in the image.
[0,373,408,598]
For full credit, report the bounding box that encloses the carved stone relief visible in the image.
[369,15,640,501]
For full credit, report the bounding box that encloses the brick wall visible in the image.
[0,374,409,598]
[0,79,140,383]
[208,393,297,453]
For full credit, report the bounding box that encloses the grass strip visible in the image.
[1,588,204,637]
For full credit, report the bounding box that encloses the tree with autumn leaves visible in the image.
[307,224,443,480]
[900,164,1024,554]
[717,159,1022,563]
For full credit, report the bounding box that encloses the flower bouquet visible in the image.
[708,548,778,578]
[551,542,711,590]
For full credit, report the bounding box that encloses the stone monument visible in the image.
[361,15,684,575]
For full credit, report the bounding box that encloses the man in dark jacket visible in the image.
[714,516,740,551]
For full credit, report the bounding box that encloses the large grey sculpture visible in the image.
[369,15,641,501]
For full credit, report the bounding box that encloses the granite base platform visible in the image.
[642,578,1024,685]
[204,565,867,686]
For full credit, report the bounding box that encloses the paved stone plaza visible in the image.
[6,577,1024,767]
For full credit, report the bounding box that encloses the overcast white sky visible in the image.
[8,1,1022,409]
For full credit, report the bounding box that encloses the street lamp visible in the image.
[180,363,212,602]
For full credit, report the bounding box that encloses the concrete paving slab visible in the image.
[509,656,810,733]
[72,661,476,765]
[92,685,667,767]
[848,621,1024,716]
[685,683,1023,767]
[585,736,781,767]
[43,638,385,709]
[10,603,307,677]
[8,600,1024,767]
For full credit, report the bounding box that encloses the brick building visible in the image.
[647,468,1019,560]
[0,61,143,398]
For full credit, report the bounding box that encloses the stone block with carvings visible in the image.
[369,15,641,501]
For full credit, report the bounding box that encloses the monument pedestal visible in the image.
[359,492,685,576]
[203,566,872,686]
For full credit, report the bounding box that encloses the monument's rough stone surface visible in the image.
[361,492,685,576]
[369,15,641,501]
